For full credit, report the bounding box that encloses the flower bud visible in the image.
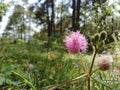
[91,33,100,46]
[94,33,100,43]
[97,55,113,71]
[100,31,107,41]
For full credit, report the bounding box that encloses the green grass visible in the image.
[0,38,120,90]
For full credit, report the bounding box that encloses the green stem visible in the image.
[49,73,88,90]
[88,47,97,90]
[88,77,90,90]
[89,50,97,75]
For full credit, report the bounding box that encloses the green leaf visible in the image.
[0,76,5,85]
[92,76,114,90]
[12,71,36,90]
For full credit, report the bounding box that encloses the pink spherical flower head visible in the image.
[63,31,88,54]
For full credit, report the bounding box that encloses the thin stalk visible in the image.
[88,77,90,90]
[48,73,88,90]
[89,50,97,75]
[88,47,97,90]
[48,69,98,90]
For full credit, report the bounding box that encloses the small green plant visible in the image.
[48,30,116,90]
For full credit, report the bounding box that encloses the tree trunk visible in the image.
[28,15,31,41]
[47,0,51,51]
[23,22,26,41]
[51,0,55,35]
[60,0,63,34]
[72,0,76,31]
[76,0,81,30]
[20,26,22,39]
[47,0,51,37]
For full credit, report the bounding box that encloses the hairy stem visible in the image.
[49,73,88,90]
[88,48,97,90]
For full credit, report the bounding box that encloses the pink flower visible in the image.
[28,64,34,69]
[63,31,88,54]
